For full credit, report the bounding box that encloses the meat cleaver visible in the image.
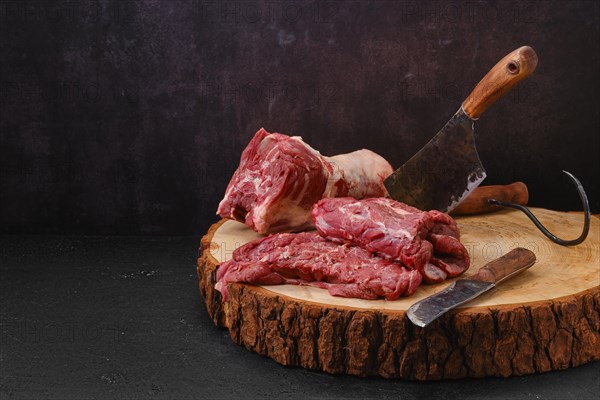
[385,46,538,212]
[407,247,536,328]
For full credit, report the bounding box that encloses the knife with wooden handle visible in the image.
[384,46,538,212]
[451,182,529,215]
[407,247,537,328]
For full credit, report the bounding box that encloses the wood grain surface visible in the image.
[198,209,600,379]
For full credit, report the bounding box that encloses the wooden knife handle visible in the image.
[470,247,536,284]
[451,182,528,215]
[462,46,538,120]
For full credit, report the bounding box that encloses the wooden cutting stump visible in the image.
[197,209,600,380]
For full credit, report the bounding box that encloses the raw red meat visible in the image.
[215,232,422,301]
[311,197,470,283]
[217,128,393,234]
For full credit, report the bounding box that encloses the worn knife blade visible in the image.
[407,279,494,328]
[407,247,537,328]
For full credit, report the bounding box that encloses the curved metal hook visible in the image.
[487,171,591,246]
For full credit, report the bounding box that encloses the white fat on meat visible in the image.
[324,149,393,198]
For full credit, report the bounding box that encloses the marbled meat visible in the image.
[312,197,470,283]
[215,232,422,301]
[217,128,393,234]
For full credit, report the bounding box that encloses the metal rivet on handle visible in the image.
[507,61,520,74]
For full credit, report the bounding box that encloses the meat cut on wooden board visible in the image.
[217,128,393,234]
[197,208,600,380]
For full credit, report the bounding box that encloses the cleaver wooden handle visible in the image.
[462,46,538,120]
[451,182,528,215]
[470,247,536,284]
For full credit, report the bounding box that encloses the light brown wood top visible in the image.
[209,208,599,311]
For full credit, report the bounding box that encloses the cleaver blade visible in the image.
[384,108,486,213]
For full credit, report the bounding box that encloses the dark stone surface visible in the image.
[1,0,599,235]
[1,235,599,399]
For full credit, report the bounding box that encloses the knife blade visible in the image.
[407,247,537,328]
[384,46,538,212]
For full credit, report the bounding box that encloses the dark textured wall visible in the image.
[1,0,599,235]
